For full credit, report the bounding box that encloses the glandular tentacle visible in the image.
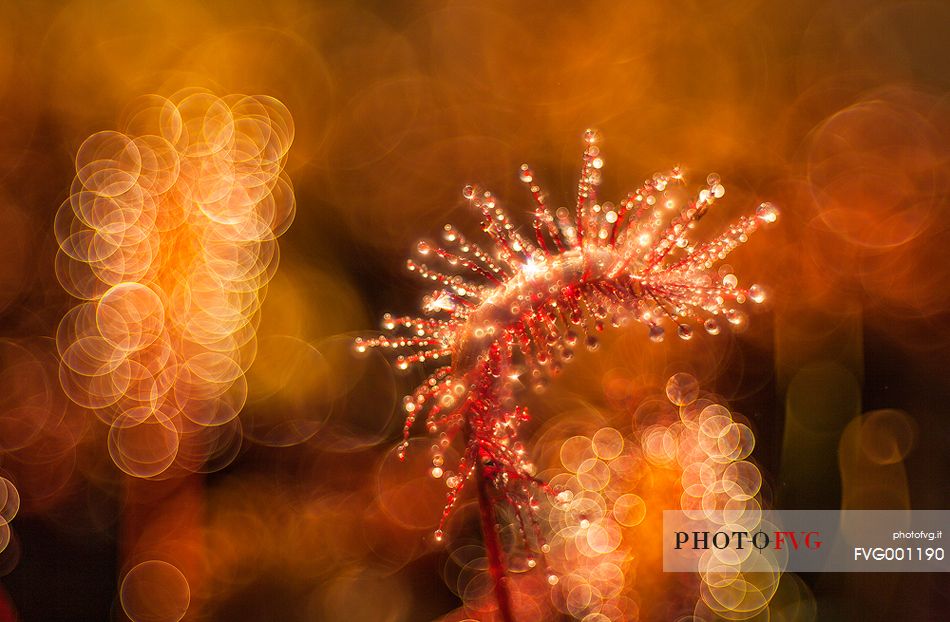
[358,130,778,550]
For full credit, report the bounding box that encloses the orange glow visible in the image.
[56,92,294,478]
[0,1,945,620]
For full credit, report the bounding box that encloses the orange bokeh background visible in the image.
[0,1,946,620]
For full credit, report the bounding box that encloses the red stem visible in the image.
[475,460,516,622]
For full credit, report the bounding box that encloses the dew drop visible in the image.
[749,284,766,304]
[585,335,599,350]
[703,318,720,335]
[649,325,665,343]
[462,185,476,200]
[434,530,444,542]
[519,164,533,183]
[677,325,693,340]
[756,202,779,223]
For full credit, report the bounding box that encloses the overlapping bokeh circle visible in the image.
[0,476,17,559]
[538,372,780,620]
[55,91,295,478]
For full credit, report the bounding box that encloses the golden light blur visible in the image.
[0,1,946,621]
